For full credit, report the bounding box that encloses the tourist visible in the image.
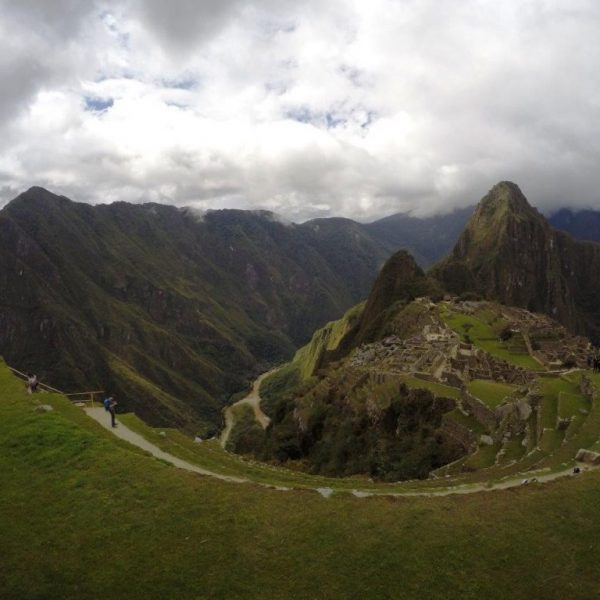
[108,397,118,428]
[26,373,38,394]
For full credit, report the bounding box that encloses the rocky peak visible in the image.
[477,181,537,219]
[334,250,441,353]
[431,182,600,342]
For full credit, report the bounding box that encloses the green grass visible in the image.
[446,408,487,435]
[440,307,541,370]
[467,379,515,409]
[539,377,587,427]
[463,443,501,470]
[500,437,526,463]
[539,428,565,453]
[558,392,590,420]
[400,375,461,399]
[4,361,600,599]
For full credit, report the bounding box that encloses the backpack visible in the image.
[103,398,111,412]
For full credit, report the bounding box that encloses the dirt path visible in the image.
[85,406,248,484]
[220,369,276,448]
[83,378,597,498]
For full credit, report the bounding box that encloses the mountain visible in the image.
[548,208,600,243]
[0,187,399,432]
[431,181,600,343]
[364,206,473,267]
[327,250,442,357]
[244,254,591,480]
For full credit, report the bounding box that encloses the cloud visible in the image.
[1,0,600,220]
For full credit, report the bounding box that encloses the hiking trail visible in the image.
[83,371,597,498]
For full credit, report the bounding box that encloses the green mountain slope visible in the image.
[364,205,473,267]
[0,187,396,432]
[245,240,595,481]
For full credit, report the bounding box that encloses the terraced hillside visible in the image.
[242,290,598,482]
[2,359,600,599]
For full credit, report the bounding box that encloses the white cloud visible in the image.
[1,0,600,218]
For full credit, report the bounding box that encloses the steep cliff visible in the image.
[432,181,600,342]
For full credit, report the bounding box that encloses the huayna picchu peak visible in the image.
[432,181,600,343]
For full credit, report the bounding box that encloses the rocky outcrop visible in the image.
[575,449,600,465]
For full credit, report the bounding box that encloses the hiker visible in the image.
[103,396,113,412]
[108,397,117,428]
[26,373,38,394]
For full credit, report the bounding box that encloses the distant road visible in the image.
[220,369,277,448]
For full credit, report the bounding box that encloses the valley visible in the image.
[3,181,600,599]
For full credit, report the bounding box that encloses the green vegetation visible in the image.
[446,408,487,434]
[258,374,465,481]
[463,443,501,470]
[440,306,541,370]
[467,379,515,408]
[0,187,395,431]
[539,428,565,453]
[400,376,461,400]
[558,392,590,420]
[500,437,526,463]
[539,377,587,428]
[3,361,600,599]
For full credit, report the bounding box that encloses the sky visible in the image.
[1,0,600,221]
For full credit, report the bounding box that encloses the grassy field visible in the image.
[467,379,515,408]
[440,307,541,370]
[399,375,461,400]
[539,377,587,428]
[2,362,600,599]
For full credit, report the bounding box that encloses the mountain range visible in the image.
[2,183,600,434]
[245,182,600,480]
[0,186,488,431]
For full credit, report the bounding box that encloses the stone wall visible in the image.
[460,390,498,430]
[440,414,478,451]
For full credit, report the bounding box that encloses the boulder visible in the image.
[480,434,494,446]
[516,400,532,421]
[575,449,600,465]
[35,404,53,413]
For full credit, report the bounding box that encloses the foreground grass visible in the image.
[2,363,600,599]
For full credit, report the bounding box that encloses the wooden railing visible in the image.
[7,366,104,406]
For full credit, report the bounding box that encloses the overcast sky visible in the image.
[1,0,599,221]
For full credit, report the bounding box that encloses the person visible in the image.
[26,373,33,394]
[108,397,117,428]
[103,396,113,412]
[26,373,38,394]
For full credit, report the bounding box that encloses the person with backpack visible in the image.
[108,397,118,428]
